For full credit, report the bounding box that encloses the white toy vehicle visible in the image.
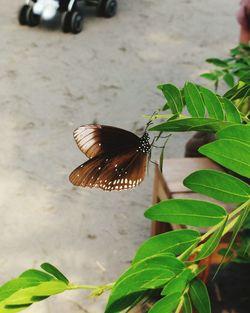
[18,0,117,34]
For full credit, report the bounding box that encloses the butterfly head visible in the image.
[138,132,151,153]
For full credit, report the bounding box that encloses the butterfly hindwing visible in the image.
[69,148,148,191]
[73,124,140,159]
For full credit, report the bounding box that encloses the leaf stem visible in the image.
[229,199,250,219]
[180,199,250,260]
[201,199,250,242]
[143,114,187,120]
[68,283,114,291]
[175,295,184,313]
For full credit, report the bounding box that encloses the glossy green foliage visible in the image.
[189,278,211,313]
[199,139,250,178]
[151,82,243,134]
[201,43,250,89]
[217,124,250,144]
[149,117,235,133]
[133,229,200,264]
[195,219,227,261]
[148,292,181,313]
[145,199,227,227]
[184,169,250,203]
[0,264,69,313]
[158,84,183,113]
[184,82,205,117]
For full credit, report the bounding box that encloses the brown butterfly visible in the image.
[69,124,151,191]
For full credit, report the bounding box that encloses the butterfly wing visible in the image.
[69,148,148,191]
[73,124,140,159]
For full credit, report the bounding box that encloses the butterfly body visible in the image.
[69,124,151,191]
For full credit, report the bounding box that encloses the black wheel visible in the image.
[62,11,72,33]
[18,4,29,25]
[97,0,117,18]
[62,11,83,34]
[26,7,40,27]
[70,11,83,34]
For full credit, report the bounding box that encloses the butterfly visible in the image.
[69,124,151,191]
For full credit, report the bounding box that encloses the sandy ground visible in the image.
[0,0,239,312]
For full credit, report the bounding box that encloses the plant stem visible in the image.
[180,200,250,260]
[143,114,187,120]
[222,202,250,236]
[175,295,184,313]
[201,199,250,242]
[229,199,250,219]
[68,283,114,291]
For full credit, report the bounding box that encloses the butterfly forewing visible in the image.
[74,125,140,159]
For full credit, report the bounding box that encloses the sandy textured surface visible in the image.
[0,0,238,312]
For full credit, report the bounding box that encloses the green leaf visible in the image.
[40,263,69,284]
[116,254,185,287]
[230,45,241,56]
[105,269,174,313]
[199,139,250,178]
[2,281,67,306]
[232,231,250,262]
[105,292,145,313]
[183,294,192,313]
[158,84,183,114]
[189,278,211,313]
[145,199,227,227]
[200,73,218,81]
[163,101,170,110]
[133,229,200,264]
[217,124,250,145]
[217,248,234,257]
[149,117,234,133]
[4,304,31,310]
[236,69,250,79]
[223,73,235,87]
[206,58,228,67]
[224,81,250,100]
[243,212,250,229]
[30,295,49,302]
[161,269,193,296]
[0,270,55,304]
[162,278,186,297]
[183,169,250,203]
[148,292,181,313]
[220,97,242,123]
[105,255,184,312]
[25,281,67,297]
[0,265,70,313]
[199,86,224,120]
[184,82,205,117]
[19,270,54,282]
[178,241,200,262]
[195,218,227,261]
[239,71,250,82]
[213,205,250,278]
[0,278,39,303]
[232,63,250,71]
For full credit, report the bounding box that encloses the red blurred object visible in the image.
[237,0,250,43]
